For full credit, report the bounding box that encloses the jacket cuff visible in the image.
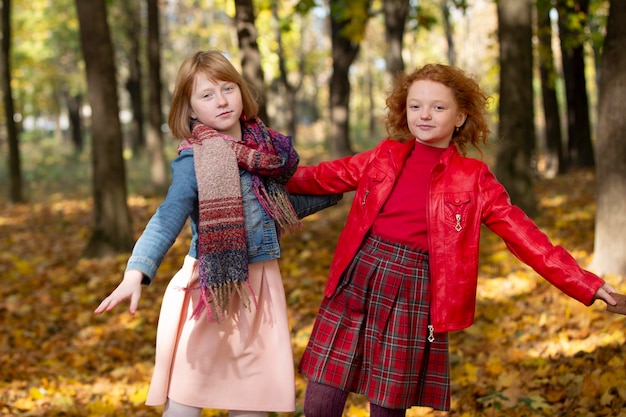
[125,256,158,285]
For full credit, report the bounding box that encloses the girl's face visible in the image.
[406,80,467,148]
[190,74,243,139]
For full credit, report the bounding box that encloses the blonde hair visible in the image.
[384,63,490,154]
[168,50,259,139]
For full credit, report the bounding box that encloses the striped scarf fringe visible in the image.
[256,180,301,233]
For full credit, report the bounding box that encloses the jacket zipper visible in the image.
[362,147,394,206]
[361,189,369,206]
[427,160,441,338]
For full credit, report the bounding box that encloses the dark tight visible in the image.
[303,381,406,417]
[370,403,406,417]
[303,381,348,417]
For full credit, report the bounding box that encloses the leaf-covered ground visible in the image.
[1,168,625,417]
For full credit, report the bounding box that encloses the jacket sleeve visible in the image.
[288,193,344,219]
[125,151,198,284]
[286,148,377,195]
[478,165,603,305]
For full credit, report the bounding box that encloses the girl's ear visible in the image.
[456,112,467,128]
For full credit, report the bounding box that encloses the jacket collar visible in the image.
[440,142,460,164]
[379,139,415,175]
[382,137,415,158]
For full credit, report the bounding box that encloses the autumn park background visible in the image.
[1,0,625,416]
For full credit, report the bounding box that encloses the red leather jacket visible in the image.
[286,139,604,332]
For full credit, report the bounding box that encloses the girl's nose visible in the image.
[216,92,228,106]
[420,109,431,120]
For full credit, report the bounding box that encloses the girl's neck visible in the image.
[218,120,242,140]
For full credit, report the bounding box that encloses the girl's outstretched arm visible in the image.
[94,270,144,315]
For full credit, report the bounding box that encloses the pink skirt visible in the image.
[146,256,295,412]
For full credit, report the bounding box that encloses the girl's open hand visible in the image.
[593,282,618,306]
[93,270,144,315]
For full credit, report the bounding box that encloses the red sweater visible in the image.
[372,141,445,251]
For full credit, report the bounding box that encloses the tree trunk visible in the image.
[328,0,371,157]
[66,94,83,152]
[272,3,302,139]
[441,0,456,66]
[495,0,537,217]
[121,0,145,152]
[146,0,168,191]
[367,62,375,137]
[556,0,595,168]
[234,0,269,123]
[536,0,564,177]
[1,0,24,203]
[383,0,409,77]
[75,0,134,257]
[591,0,626,275]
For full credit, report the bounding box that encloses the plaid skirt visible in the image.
[299,235,450,410]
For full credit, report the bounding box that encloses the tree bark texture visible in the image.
[234,0,269,123]
[1,0,24,203]
[66,94,83,151]
[121,0,145,152]
[327,0,371,157]
[75,0,133,257]
[441,0,456,66]
[383,0,409,77]
[591,0,626,275]
[536,0,564,177]
[272,3,302,139]
[495,0,537,216]
[146,0,168,191]
[557,0,595,168]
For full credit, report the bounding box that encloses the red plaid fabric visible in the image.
[299,235,451,410]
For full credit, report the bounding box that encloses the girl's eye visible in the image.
[224,85,234,93]
[434,105,445,111]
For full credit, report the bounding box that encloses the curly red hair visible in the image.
[384,63,490,154]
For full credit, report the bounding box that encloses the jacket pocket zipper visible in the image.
[361,189,369,206]
[455,213,462,232]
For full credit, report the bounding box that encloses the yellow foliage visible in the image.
[0,169,624,417]
[463,363,480,384]
[87,398,118,414]
[344,406,369,417]
[12,397,35,411]
[128,383,150,406]
[28,387,45,400]
[485,355,504,377]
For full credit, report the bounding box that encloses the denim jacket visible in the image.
[126,149,281,284]
[126,148,343,285]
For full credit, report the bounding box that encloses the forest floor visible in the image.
[0,139,625,416]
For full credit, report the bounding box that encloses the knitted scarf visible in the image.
[182,117,300,322]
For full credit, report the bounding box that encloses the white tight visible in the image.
[162,400,201,417]
[162,399,266,417]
